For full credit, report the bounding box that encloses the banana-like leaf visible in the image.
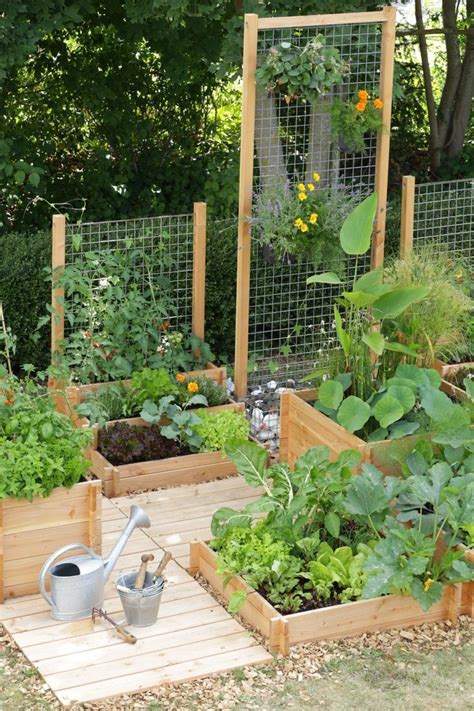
[340,192,378,255]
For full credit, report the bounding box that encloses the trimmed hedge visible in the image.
[0,229,51,371]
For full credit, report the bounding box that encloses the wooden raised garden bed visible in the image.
[189,541,473,655]
[87,402,251,497]
[279,382,467,473]
[55,364,227,424]
[0,479,102,601]
[432,359,474,381]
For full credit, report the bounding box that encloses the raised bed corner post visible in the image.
[372,5,397,270]
[192,201,207,344]
[400,175,416,258]
[234,13,259,402]
[51,214,66,359]
[49,214,67,413]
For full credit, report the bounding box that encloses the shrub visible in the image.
[196,410,250,452]
[0,229,51,371]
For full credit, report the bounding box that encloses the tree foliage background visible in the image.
[0,1,472,369]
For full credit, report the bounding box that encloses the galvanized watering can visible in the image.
[39,504,150,621]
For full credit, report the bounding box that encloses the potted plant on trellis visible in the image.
[190,441,474,653]
[0,366,101,601]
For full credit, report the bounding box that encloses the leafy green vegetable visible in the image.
[195,410,250,453]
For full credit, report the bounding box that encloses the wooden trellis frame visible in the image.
[50,202,208,363]
[234,8,396,399]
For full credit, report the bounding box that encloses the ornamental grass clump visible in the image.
[383,249,473,366]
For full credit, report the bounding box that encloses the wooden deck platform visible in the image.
[0,478,270,707]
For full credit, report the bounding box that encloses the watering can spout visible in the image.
[103,505,151,582]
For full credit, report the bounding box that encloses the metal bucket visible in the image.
[116,571,164,627]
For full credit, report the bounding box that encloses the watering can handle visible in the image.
[39,543,101,609]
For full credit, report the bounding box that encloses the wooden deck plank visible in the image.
[55,645,271,705]
[0,474,271,705]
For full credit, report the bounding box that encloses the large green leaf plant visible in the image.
[306,193,430,401]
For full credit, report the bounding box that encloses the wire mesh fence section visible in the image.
[412,179,474,266]
[63,214,195,334]
[248,19,382,388]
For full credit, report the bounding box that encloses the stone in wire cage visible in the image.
[248,21,383,391]
[411,179,474,267]
[63,214,195,336]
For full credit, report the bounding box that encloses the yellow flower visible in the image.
[373,97,383,110]
[176,373,186,383]
[187,381,199,393]
[309,213,318,224]
[313,172,320,182]
[297,183,306,191]
[298,192,307,201]
[294,218,303,227]
[300,223,309,233]
[423,578,434,592]
[358,89,369,101]
[307,183,315,191]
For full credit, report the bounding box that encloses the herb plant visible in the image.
[255,35,349,104]
[140,394,207,451]
[0,370,92,500]
[331,89,384,153]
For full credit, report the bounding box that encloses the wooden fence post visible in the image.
[51,214,66,358]
[192,202,207,341]
[400,175,416,258]
[234,13,259,401]
[372,5,397,269]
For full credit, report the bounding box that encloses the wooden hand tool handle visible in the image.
[135,553,154,590]
[115,625,137,645]
[153,551,172,579]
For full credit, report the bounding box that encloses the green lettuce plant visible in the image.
[195,410,249,453]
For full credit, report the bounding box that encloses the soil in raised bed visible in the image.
[98,421,189,466]
[256,583,344,616]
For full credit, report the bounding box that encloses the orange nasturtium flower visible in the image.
[300,223,309,233]
[358,89,369,100]
[187,381,199,393]
[356,101,367,112]
[373,97,383,110]
[176,373,186,383]
[309,213,318,224]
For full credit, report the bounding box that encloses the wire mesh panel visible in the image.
[238,12,393,393]
[63,213,195,336]
[411,179,474,266]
